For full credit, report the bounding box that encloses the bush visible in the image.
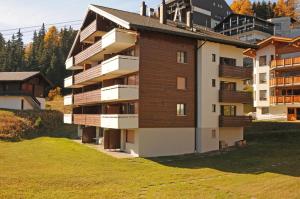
[48,87,62,101]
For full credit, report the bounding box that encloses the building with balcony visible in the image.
[244,36,300,121]
[0,72,52,110]
[64,3,254,157]
[215,13,275,44]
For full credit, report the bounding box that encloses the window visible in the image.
[212,104,216,112]
[220,81,236,91]
[177,51,187,63]
[259,90,267,101]
[259,56,267,66]
[221,105,236,116]
[212,79,216,87]
[212,54,216,62]
[177,104,186,116]
[220,57,236,66]
[259,73,267,84]
[126,130,135,144]
[261,107,269,115]
[212,129,217,139]
[177,77,187,90]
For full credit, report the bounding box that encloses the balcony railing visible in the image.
[270,57,300,69]
[219,116,252,127]
[64,76,74,88]
[219,90,252,104]
[64,114,73,124]
[270,76,300,86]
[73,28,136,66]
[101,85,139,102]
[101,114,139,129]
[65,57,83,70]
[73,55,139,86]
[270,95,300,104]
[72,114,138,129]
[64,95,73,106]
[219,64,252,79]
[73,89,102,105]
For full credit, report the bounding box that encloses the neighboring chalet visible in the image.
[244,36,300,121]
[0,72,52,110]
[268,17,300,38]
[165,0,232,28]
[215,13,275,44]
[63,2,255,157]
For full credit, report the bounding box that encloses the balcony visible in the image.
[74,28,136,66]
[219,116,252,127]
[74,55,139,86]
[72,114,138,129]
[64,114,73,124]
[101,85,139,102]
[73,89,102,105]
[219,90,252,104]
[101,114,138,129]
[270,57,300,70]
[270,96,300,104]
[219,64,252,79]
[65,57,83,70]
[80,20,106,43]
[64,95,73,106]
[270,76,300,87]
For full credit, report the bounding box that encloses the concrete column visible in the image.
[96,127,100,138]
[120,130,126,151]
[77,126,83,138]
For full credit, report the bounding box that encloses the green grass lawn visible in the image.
[1,129,300,199]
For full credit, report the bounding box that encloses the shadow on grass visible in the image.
[147,130,300,177]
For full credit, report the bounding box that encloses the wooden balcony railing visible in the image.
[219,116,252,127]
[73,114,101,127]
[80,20,98,43]
[73,89,101,105]
[270,57,300,69]
[74,65,102,85]
[270,76,300,86]
[74,40,102,65]
[219,90,252,104]
[219,64,252,79]
[270,95,300,104]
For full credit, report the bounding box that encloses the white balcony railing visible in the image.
[101,114,138,129]
[101,55,139,77]
[64,114,73,124]
[64,76,74,88]
[65,57,83,70]
[64,95,73,106]
[101,85,139,102]
[101,28,136,50]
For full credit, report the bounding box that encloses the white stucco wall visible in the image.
[0,96,33,110]
[219,127,243,146]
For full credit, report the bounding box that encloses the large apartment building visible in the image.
[245,36,300,121]
[63,3,254,157]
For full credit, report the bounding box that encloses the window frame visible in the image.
[177,51,187,64]
[177,104,187,116]
[177,77,187,90]
[259,56,267,67]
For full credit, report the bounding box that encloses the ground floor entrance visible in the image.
[104,129,121,150]
[287,108,300,121]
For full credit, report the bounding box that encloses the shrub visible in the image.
[48,87,62,101]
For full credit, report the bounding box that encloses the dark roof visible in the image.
[91,5,257,49]
[0,72,40,81]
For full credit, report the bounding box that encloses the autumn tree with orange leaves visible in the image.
[231,0,254,15]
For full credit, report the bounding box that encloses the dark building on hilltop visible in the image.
[165,0,232,28]
[214,13,275,44]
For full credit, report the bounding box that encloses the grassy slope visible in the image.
[1,129,300,199]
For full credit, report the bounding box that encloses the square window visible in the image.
[177,104,186,116]
[259,56,267,66]
[212,79,216,87]
[221,105,236,116]
[177,77,187,90]
[126,130,135,144]
[259,73,267,84]
[177,51,187,64]
[212,54,216,62]
[261,107,269,115]
[259,90,267,101]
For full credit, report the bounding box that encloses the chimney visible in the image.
[160,0,167,24]
[140,1,147,16]
[186,11,193,28]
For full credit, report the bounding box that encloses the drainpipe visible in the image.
[194,39,207,153]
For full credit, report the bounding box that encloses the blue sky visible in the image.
[0,0,242,42]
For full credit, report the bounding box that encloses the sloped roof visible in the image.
[0,72,40,81]
[89,5,257,49]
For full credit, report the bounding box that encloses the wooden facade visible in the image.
[219,64,252,79]
[219,116,252,127]
[219,90,252,104]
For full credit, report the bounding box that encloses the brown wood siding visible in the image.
[138,31,195,128]
[219,64,252,79]
[219,116,252,127]
[219,90,252,104]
